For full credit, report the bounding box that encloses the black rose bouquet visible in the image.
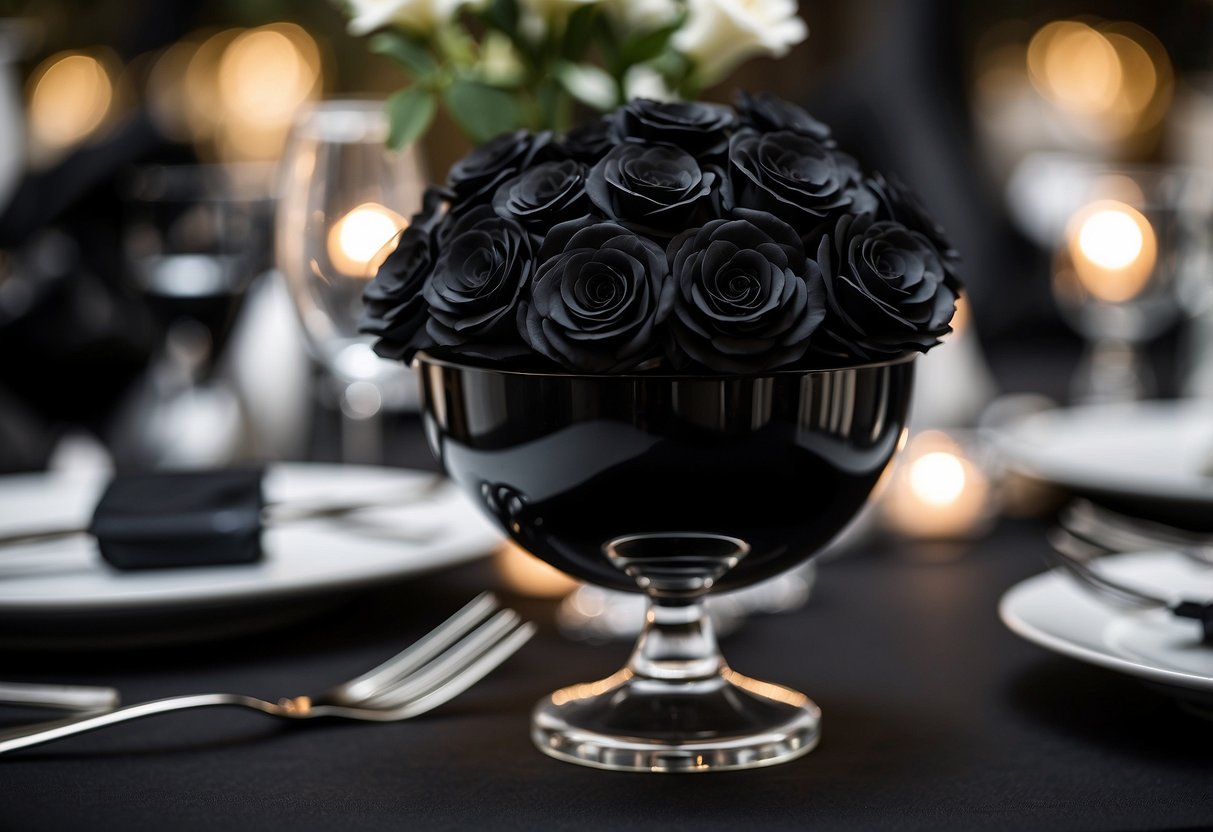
[362,94,962,374]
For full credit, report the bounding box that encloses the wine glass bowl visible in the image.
[416,351,915,772]
[276,100,428,460]
[1049,166,1213,401]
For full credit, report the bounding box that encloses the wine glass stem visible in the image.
[1076,336,1153,403]
[340,381,383,465]
[627,595,724,682]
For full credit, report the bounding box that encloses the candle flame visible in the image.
[909,451,967,508]
[326,203,407,279]
[880,431,991,540]
[1068,200,1157,303]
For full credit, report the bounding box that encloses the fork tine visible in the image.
[361,609,526,709]
[1066,500,1213,564]
[360,620,537,721]
[340,592,499,702]
[1046,528,1167,610]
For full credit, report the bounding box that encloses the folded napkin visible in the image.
[88,469,265,570]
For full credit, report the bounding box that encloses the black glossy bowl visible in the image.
[416,351,915,593]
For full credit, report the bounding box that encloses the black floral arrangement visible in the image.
[362,93,961,374]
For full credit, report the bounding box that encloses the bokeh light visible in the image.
[881,431,992,540]
[326,203,407,278]
[1028,21,1122,116]
[146,23,323,163]
[27,50,117,156]
[1025,19,1173,142]
[1067,199,1157,303]
[216,23,322,161]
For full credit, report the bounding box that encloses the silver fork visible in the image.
[0,682,119,712]
[1046,527,1213,640]
[0,593,534,756]
[1059,500,1213,565]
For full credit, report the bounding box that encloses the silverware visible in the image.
[1059,500,1213,565]
[0,592,533,755]
[0,475,447,551]
[0,682,120,712]
[1046,527,1213,639]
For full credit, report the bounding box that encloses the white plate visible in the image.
[1000,551,1213,707]
[992,400,1213,525]
[0,464,501,646]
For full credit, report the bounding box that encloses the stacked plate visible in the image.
[0,463,501,649]
[994,400,1213,709]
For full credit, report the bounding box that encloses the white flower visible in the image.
[479,32,525,85]
[603,0,682,33]
[346,0,482,35]
[672,0,807,85]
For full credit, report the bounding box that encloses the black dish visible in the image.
[416,351,914,593]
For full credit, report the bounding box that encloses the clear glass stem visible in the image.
[532,532,821,772]
[628,596,723,682]
[1074,337,1153,403]
[339,381,383,465]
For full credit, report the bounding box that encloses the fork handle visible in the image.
[0,682,119,712]
[0,693,275,755]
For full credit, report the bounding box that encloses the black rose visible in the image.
[668,209,826,373]
[611,99,737,159]
[587,143,723,236]
[446,130,553,208]
[561,119,614,163]
[491,160,592,234]
[868,172,960,287]
[736,91,832,145]
[423,207,535,360]
[728,128,861,234]
[362,186,448,362]
[814,215,957,360]
[520,219,673,372]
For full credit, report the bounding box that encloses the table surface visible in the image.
[3,461,1212,830]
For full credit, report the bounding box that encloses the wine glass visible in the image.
[1050,166,1213,402]
[276,101,426,463]
[416,351,915,772]
[115,163,272,467]
[124,163,271,380]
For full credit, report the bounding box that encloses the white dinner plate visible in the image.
[1000,551,1213,709]
[991,399,1213,527]
[0,464,502,648]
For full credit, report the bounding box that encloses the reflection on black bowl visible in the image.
[416,351,914,593]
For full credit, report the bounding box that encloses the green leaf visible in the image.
[649,49,692,82]
[553,61,616,111]
[482,0,519,37]
[443,78,522,142]
[618,16,686,68]
[385,86,437,149]
[370,32,437,79]
[561,4,599,59]
[536,76,563,130]
[595,16,622,69]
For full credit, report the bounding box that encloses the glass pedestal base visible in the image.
[531,668,820,773]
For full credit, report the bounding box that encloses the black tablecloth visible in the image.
[3,505,1212,829]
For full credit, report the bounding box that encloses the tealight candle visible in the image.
[1067,199,1157,303]
[326,202,407,279]
[880,431,992,540]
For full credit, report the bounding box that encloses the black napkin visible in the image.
[87,469,265,570]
